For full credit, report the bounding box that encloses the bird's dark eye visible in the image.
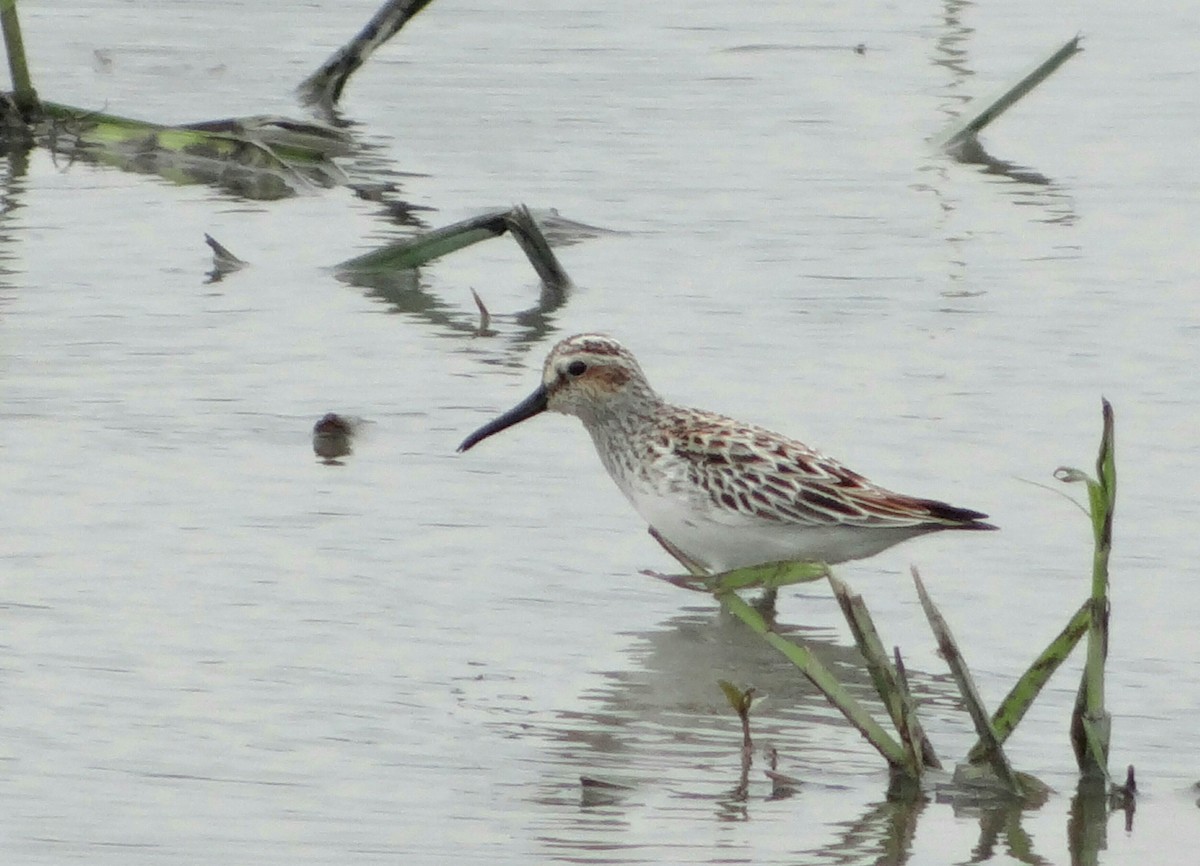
[567,360,587,377]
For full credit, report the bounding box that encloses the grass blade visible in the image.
[912,566,1022,795]
[829,575,940,771]
[505,204,571,289]
[719,591,911,774]
[1058,399,1116,778]
[936,35,1082,152]
[335,209,510,273]
[966,600,1091,764]
[299,0,437,107]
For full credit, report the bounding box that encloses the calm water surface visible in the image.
[3,0,1199,863]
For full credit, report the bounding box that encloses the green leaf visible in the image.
[967,601,1090,764]
[718,680,748,714]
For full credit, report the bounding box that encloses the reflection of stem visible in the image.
[966,799,1054,866]
[811,796,926,864]
[731,746,750,804]
[0,140,29,206]
[931,0,975,124]
[928,5,1078,220]
[1067,777,1107,866]
[0,146,29,292]
[1111,765,1136,833]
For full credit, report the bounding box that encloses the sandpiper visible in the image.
[458,334,995,572]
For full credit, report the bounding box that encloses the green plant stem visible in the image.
[829,576,940,771]
[1,0,39,114]
[719,590,912,774]
[912,567,1022,796]
[936,35,1081,150]
[1078,399,1115,777]
[966,601,1091,764]
[1085,399,1115,717]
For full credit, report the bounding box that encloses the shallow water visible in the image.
[3,0,1200,863]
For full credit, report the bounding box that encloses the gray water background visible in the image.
[2,0,1199,863]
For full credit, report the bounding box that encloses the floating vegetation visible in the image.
[0,1,413,198]
[1,0,591,342]
[335,204,569,284]
[333,204,577,346]
[35,103,351,199]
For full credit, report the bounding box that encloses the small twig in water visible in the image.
[204,233,248,282]
[470,288,496,337]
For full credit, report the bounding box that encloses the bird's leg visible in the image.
[644,527,711,588]
[644,528,780,617]
[751,586,779,619]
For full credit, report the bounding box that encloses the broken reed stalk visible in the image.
[335,205,570,284]
[1059,399,1116,778]
[505,204,571,289]
[829,576,941,771]
[204,233,247,271]
[203,233,248,283]
[1,0,38,115]
[298,0,437,106]
[936,35,1082,152]
[336,209,510,273]
[912,566,1023,796]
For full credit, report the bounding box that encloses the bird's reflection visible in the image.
[523,586,1129,864]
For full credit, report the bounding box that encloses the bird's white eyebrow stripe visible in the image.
[569,336,624,357]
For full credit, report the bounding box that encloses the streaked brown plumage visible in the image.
[459,334,995,571]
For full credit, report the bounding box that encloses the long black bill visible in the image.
[457,384,549,452]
